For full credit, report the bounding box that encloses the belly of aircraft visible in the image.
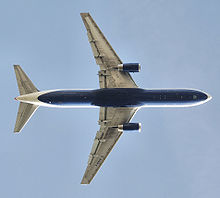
[37,88,208,108]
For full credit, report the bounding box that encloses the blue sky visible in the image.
[0,0,219,197]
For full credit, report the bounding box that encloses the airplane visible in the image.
[13,13,212,184]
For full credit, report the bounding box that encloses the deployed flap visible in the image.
[81,107,138,184]
[14,65,39,95]
[14,102,39,133]
[80,13,138,88]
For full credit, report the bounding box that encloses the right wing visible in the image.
[81,107,138,184]
[80,13,138,88]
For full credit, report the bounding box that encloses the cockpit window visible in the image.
[193,95,197,100]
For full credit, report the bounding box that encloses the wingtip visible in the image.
[14,126,21,133]
[13,65,22,71]
[80,12,90,17]
[81,178,90,184]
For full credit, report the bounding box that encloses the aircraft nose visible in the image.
[207,94,212,101]
[198,92,208,100]
[200,91,212,103]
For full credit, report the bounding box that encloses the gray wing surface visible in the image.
[80,13,138,88]
[81,107,138,184]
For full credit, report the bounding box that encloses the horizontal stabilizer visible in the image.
[14,65,39,95]
[14,102,38,133]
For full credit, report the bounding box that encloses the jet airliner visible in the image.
[14,13,211,184]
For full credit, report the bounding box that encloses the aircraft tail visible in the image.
[14,65,39,95]
[14,102,39,132]
[14,65,39,132]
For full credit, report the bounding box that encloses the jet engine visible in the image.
[117,63,141,72]
[118,123,141,132]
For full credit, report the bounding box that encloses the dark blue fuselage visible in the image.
[38,88,209,107]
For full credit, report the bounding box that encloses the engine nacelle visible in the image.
[118,123,141,132]
[117,63,141,72]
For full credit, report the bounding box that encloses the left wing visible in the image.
[81,107,138,184]
[80,13,138,88]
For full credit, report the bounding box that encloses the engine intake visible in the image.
[118,123,141,132]
[117,63,141,72]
